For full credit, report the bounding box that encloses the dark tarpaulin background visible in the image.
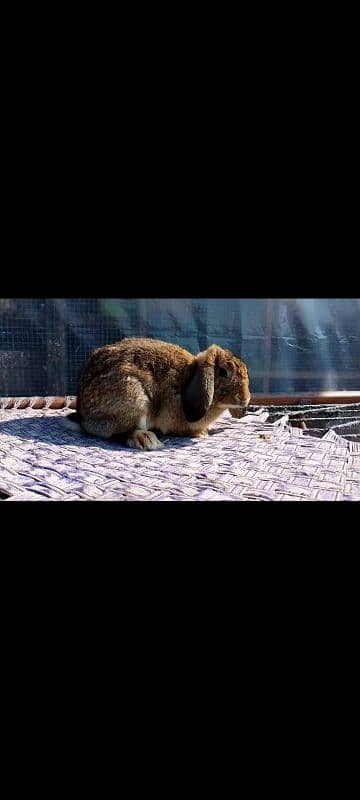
[0,298,359,396]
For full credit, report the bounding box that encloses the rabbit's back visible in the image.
[78,338,194,412]
[81,338,193,378]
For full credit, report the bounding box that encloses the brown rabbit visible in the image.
[64,337,251,450]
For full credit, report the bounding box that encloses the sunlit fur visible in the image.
[69,338,250,450]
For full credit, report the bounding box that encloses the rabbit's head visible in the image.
[181,344,251,422]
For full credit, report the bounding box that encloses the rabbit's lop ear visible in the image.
[181,346,217,422]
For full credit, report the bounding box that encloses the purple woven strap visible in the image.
[0,407,359,501]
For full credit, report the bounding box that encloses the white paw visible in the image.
[127,430,165,451]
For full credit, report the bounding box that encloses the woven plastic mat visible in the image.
[0,407,359,501]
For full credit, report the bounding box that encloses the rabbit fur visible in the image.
[64,337,251,451]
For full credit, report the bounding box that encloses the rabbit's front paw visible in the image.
[126,430,164,451]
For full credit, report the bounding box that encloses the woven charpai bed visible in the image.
[0,400,359,501]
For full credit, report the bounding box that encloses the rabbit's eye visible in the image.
[219,367,228,378]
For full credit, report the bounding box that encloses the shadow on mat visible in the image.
[0,416,224,451]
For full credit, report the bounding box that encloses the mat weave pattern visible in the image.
[0,406,359,501]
